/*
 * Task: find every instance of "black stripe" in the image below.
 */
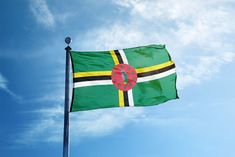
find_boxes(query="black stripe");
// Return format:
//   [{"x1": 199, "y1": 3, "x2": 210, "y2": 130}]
[
  {"x1": 73, "y1": 76, "x2": 111, "y2": 82},
  {"x1": 114, "y1": 50, "x2": 124, "y2": 64},
  {"x1": 123, "y1": 91, "x2": 129, "y2": 107},
  {"x1": 138, "y1": 64, "x2": 175, "y2": 77}
]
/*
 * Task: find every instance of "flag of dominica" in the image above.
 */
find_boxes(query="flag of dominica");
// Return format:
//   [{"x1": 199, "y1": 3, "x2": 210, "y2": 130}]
[{"x1": 70, "y1": 44, "x2": 178, "y2": 112}]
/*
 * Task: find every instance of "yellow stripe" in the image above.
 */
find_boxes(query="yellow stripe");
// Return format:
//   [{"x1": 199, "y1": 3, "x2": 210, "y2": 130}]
[
  {"x1": 118, "y1": 90, "x2": 124, "y2": 107},
  {"x1": 136, "y1": 61, "x2": 174, "y2": 73},
  {"x1": 110, "y1": 50, "x2": 124, "y2": 107},
  {"x1": 73, "y1": 61, "x2": 173, "y2": 78},
  {"x1": 73, "y1": 71, "x2": 111, "y2": 78},
  {"x1": 109, "y1": 50, "x2": 119, "y2": 65}
]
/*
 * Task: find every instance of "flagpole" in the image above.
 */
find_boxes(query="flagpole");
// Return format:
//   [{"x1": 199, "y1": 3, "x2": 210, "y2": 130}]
[{"x1": 63, "y1": 37, "x2": 72, "y2": 157}]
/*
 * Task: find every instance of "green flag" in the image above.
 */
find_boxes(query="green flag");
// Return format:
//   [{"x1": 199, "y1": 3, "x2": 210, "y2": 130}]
[{"x1": 70, "y1": 44, "x2": 178, "y2": 112}]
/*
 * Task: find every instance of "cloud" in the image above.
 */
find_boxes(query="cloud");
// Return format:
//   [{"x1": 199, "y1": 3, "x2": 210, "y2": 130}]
[
  {"x1": 76, "y1": 21, "x2": 235, "y2": 89},
  {"x1": 28, "y1": 0, "x2": 79, "y2": 29},
  {"x1": 17, "y1": 104, "x2": 191, "y2": 144},
  {"x1": 16, "y1": 0, "x2": 235, "y2": 145},
  {"x1": 0, "y1": 73, "x2": 22, "y2": 102},
  {"x1": 75, "y1": 0, "x2": 235, "y2": 89},
  {"x1": 17, "y1": 105, "x2": 145, "y2": 144},
  {"x1": 113, "y1": 0, "x2": 235, "y2": 49},
  {"x1": 75, "y1": 24, "x2": 149, "y2": 50},
  {"x1": 0, "y1": 73, "x2": 7, "y2": 89},
  {"x1": 16, "y1": 105, "x2": 64, "y2": 144},
  {"x1": 29, "y1": 0, "x2": 55, "y2": 28},
  {"x1": 177, "y1": 52, "x2": 235, "y2": 89}
]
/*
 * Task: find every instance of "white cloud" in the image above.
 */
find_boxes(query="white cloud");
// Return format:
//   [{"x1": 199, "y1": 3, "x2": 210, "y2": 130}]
[
  {"x1": 0, "y1": 73, "x2": 7, "y2": 89},
  {"x1": 28, "y1": 1, "x2": 79, "y2": 29},
  {"x1": 70, "y1": 108, "x2": 144, "y2": 140},
  {"x1": 29, "y1": 0, "x2": 55, "y2": 28},
  {"x1": 17, "y1": 105, "x2": 145, "y2": 143},
  {"x1": 17, "y1": 0, "x2": 235, "y2": 144},
  {"x1": 75, "y1": 24, "x2": 149, "y2": 50},
  {"x1": 16, "y1": 105, "x2": 63, "y2": 144},
  {"x1": 76, "y1": 21, "x2": 235, "y2": 89},
  {"x1": 0, "y1": 73, "x2": 22, "y2": 102},
  {"x1": 177, "y1": 52, "x2": 235, "y2": 89},
  {"x1": 76, "y1": 0, "x2": 235, "y2": 89},
  {"x1": 113, "y1": 0, "x2": 235, "y2": 50},
  {"x1": 17, "y1": 104, "x2": 191, "y2": 144},
  {"x1": 114, "y1": 0, "x2": 234, "y2": 20}
]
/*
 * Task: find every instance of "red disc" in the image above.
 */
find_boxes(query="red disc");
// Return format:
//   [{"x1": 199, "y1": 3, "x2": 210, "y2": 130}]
[{"x1": 111, "y1": 64, "x2": 137, "y2": 91}]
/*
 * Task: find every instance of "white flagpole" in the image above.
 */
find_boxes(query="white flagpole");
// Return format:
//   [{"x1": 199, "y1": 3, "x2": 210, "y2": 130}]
[{"x1": 63, "y1": 37, "x2": 72, "y2": 157}]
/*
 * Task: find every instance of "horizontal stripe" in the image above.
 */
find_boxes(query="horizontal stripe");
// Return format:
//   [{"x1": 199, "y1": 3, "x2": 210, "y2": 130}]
[
  {"x1": 72, "y1": 59, "x2": 175, "y2": 88},
  {"x1": 74, "y1": 80, "x2": 113, "y2": 88},
  {"x1": 74, "y1": 76, "x2": 111, "y2": 82},
  {"x1": 73, "y1": 68, "x2": 176, "y2": 87},
  {"x1": 73, "y1": 71, "x2": 111, "y2": 78},
  {"x1": 110, "y1": 50, "x2": 119, "y2": 65},
  {"x1": 138, "y1": 64, "x2": 175, "y2": 77},
  {"x1": 136, "y1": 61, "x2": 174, "y2": 73},
  {"x1": 137, "y1": 68, "x2": 176, "y2": 83},
  {"x1": 73, "y1": 61, "x2": 173, "y2": 78}
]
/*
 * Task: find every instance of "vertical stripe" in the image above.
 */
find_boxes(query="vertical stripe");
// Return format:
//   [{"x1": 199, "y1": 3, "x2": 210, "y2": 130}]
[
  {"x1": 114, "y1": 50, "x2": 124, "y2": 64},
  {"x1": 119, "y1": 49, "x2": 134, "y2": 107},
  {"x1": 110, "y1": 50, "x2": 119, "y2": 65},
  {"x1": 118, "y1": 90, "x2": 124, "y2": 107},
  {"x1": 110, "y1": 49, "x2": 132, "y2": 108},
  {"x1": 127, "y1": 89, "x2": 134, "y2": 107},
  {"x1": 123, "y1": 91, "x2": 129, "y2": 107},
  {"x1": 118, "y1": 49, "x2": 128, "y2": 64},
  {"x1": 110, "y1": 50, "x2": 125, "y2": 107}
]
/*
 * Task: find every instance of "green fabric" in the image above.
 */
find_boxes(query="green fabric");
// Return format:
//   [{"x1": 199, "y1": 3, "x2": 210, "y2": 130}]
[
  {"x1": 70, "y1": 44, "x2": 178, "y2": 112},
  {"x1": 133, "y1": 74, "x2": 178, "y2": 106},
  {"x1": 70, "y1": 51, "x2": 115, "y2": 72},
  {"x1": 124, "y1": 45, "x2": 170, "y2": 69},
  {"x1": 72, "y1": 85, "x2": 119, "y2": 112}
]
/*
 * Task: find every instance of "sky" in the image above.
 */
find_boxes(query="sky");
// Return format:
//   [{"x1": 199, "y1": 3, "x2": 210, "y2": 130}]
[{"x1": 0, "y1": 0, "x2": 235, "y2": 157}]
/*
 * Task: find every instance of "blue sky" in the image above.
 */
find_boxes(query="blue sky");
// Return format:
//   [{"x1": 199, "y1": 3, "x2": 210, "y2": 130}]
[{"x1": 1, "y1": 0, "x2": 235, "y2": 157}]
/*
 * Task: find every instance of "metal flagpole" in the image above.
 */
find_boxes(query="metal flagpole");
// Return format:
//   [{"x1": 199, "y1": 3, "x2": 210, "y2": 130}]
[{"x1": 63, "y1": 37, "x2": 72, "y2": 157}]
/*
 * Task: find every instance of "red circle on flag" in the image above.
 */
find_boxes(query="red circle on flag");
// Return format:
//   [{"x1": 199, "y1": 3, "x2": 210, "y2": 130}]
[{"x1": 111, "y1": 64, "x2": 137, "y2": 91}]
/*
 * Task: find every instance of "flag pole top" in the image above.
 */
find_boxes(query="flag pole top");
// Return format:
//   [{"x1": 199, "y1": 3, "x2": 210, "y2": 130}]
[
  {"x1": 65, "y1": 37, "x2": 72, "y2": 51},
  {"x1": 65, "y1": 37, "x2": 72, "y2": 46}
]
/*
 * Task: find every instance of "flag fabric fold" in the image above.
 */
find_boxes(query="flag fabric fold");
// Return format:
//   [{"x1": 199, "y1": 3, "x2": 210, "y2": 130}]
[{"x1": 70, "y1": 44, "x2": 178, "y2": 112}]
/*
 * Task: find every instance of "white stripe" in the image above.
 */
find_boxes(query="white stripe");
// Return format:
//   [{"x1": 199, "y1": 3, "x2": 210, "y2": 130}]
[
  {"x1": 74, "y1": 80, "x2": 113, "y2": 88},
  {"x1": 119, "y1": 49, "x2": 128, "y2": 64},
  {"x1": 119, "y1": 50, "x2": 134, "y2": 106},
  {"x1": 128, "y1": 89, "x2": 134, "y2": 107},
  {"x1": 137, "y1": 68, "x2": 176, "y2": 83}
]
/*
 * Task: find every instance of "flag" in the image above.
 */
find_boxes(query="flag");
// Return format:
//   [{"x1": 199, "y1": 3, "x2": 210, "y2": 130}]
[{"x1": 70, "y1": 44, "x2": 178, "y2": 112}]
